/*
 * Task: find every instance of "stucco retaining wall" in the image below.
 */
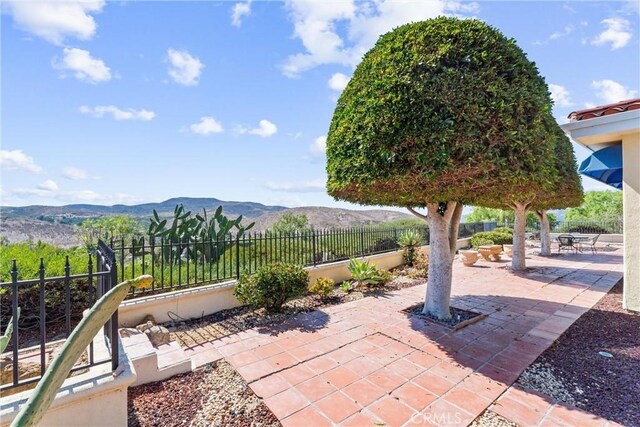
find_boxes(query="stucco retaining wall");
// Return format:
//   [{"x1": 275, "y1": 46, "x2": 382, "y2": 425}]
[
  {"x1": 118, "y1": 238, "x2": 472, "y2": 327},
  {"x1": 0, "y1": 336, "x2": 135, "y2": 427}
]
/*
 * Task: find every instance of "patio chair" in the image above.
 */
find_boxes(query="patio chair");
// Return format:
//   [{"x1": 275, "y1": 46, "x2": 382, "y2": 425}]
[
  {"x1": 557, "y1": 234, "x2": 577, "y2": 253},
  {"x1": 580, "y1": 234, "x2": 600, "y2": 254}
]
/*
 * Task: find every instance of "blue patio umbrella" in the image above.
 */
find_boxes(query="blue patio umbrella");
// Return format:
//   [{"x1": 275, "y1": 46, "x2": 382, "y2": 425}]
[{"x1": 578, "y1": 145, "x2": 623, "y2": 190}]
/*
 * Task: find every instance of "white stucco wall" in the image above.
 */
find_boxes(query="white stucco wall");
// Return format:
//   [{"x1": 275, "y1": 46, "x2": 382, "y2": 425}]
[
  {"x1": 622, "y1": 133, "x2": 639, "y2": 311},
  {"x1": 118, "y1": 238, "x2": 471, "y2": 327}
]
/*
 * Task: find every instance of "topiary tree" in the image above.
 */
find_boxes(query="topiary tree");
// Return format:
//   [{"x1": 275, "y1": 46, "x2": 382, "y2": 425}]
[
  {"x1": 531, "y1": 125, "x2": 583, "y2": 255},
  {"x1": 326, "y1": 17, "x2": 556, "y2": 319}
]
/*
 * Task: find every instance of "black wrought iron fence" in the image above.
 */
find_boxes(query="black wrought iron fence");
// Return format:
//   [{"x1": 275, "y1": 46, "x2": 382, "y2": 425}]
[
  {"x1": 0, "y1": 241, "x2": 118, "y2": 394},
  {"x1": 110, "y1": 222, "x2": 488, "y2": 298},
  {"x1": 500, "y1": 220, "x2": 623, "y2": 234}
]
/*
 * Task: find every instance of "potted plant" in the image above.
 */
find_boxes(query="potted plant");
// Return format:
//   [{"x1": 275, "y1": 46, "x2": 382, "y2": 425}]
[{"x1": 458, "y1": 249, "x2": 479, "y2": 266}]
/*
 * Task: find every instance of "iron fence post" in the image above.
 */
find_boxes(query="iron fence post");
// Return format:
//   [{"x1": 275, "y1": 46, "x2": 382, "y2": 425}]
[
  {"x1": 235, "y1": 234, "x2": 241, "y2": 279},
  {"x1": 312, "y1": 229, "x2": 317, "y2": 266}
]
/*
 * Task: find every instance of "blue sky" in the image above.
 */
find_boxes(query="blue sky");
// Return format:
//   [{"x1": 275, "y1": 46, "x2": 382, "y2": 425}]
[{"x1": 1, "y1": 0, "x2": 638, "y2": 210}]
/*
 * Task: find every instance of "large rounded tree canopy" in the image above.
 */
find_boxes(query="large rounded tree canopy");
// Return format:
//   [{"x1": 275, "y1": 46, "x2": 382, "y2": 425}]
[{"x1": 327, "y1": 17, "x2": 556, "y2": 207}]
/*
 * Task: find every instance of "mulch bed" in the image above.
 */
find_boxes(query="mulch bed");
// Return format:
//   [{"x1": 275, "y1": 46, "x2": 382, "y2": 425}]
[
  {"x1": 168, "y1": 270, "x2": 426, "y2": 349},
  {"x1": 128, "y1": 360, "x2": 280, "y2": 427},
  {"x1": 516, "y1": 279, "x2": 640, "y2": 426},
  {"x1": 403, "y1": 304, "x2": 484, "y2": 330}
]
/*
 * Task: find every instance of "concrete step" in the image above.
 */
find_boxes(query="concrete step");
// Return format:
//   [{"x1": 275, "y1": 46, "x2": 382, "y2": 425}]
[{"x1": 121, "y1": 330, "x2": 191, "y2": 386}]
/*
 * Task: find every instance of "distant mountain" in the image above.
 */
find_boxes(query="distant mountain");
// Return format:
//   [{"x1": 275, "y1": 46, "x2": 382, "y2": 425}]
[
  {"x1": 0, "y1": 198, "x2": 412, "y2": 247},
  {"x1": 249, "y1": 207, "x2": 412, "y2": 231},
  {"x1": 1, "y1": 197, "x2": 287, "y2": 220}
]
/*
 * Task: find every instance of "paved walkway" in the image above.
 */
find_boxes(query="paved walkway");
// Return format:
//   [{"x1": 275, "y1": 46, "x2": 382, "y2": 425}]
[{"x1": 186, "y1": 248, "x2": 623, "y2": 426}]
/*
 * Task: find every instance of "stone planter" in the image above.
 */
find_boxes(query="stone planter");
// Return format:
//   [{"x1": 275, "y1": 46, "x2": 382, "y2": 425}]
[
  {"x1": 459, "y1": 250, "x2": 479, "y2": 266},
  {"x1": 503, "y1": 244, "x2": 513, "y2": 257},
  {"x1": 478, "y1": 245, "x2": 503, "y2": 261}
]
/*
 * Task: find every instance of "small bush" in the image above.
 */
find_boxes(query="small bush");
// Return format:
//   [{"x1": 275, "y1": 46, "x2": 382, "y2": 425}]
[
  {"x1": 492, "y1": 227, "x2": 513, "y2": 235},
  {"x1": 310, "y1": 277, "x2": 334, "y2": 298},
  {"x1": 234, "y1": 263, "x2": 308, "y2": 312},
  {"x1": 471, "y1": 231, "x2": 513, "y2": 248},
  {"x1": 340, "y1": 282, "x2": 352, "y2": 293}
]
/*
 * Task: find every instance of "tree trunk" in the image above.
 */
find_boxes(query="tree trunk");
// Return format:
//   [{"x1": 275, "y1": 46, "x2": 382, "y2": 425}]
[
  {"x1": 512, "y1": 202, "x2": 528, "y2": 271},
  {"x1": 536, "y1": 210, "x2": 551, "y2": 256},
  {"x1": 422, "y1": 203, "x2": 457, "y2": 320}
]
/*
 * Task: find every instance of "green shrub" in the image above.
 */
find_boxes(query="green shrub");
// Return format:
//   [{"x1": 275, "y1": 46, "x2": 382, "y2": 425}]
[
  {"x1": 310, "y1": 277, "x2": 334, "y2": 298},
  {"x1": 398, "y1": 230, "x2": 422, "y2": 266},
  {"x1": 492, "y1": 227, "x2": 513, "y2": 235},
  {"x1": 234, "y1": 263, "x2": 308, "y2": 312},
  {"x1": 471, "y1": 231, "x2": 513, "y2": 248}
]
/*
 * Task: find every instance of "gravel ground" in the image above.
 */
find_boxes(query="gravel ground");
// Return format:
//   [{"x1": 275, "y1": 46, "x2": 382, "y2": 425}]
[
  {"x1": 516, "y1": 280, "x2": 640, "y2": 426},
  {"x1": 470, "y1": 410, "x2": 517, "y2": 427},
  {"x1": 128, "y1": 361, "x2": 280, "y2": 427},
  {"x1": 168, "y1": 268, "x2": 426, "y2": 349}
]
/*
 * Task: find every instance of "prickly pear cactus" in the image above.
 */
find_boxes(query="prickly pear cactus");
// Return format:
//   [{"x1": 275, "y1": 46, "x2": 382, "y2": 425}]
[
  {"x1": 11, "y1": 275, "x2": 153, "y2": 427},
  {"x1": 0, "y1": 307, "x2": 20, "y2": 354}
]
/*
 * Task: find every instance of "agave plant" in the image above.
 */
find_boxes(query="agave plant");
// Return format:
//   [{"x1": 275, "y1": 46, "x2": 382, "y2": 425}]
[
  {"x1": 398, "y1": 229, "x2": 423, "y2": 266},
  {"x1": 347, "y1": 258, "x2": 384, "y2": 289}
]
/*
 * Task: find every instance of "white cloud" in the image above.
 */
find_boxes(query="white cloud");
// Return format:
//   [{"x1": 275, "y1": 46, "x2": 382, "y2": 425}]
[
  {"x1": 189, "y1": 117, "x2": 224, "y2": 135},
  {"x1": 549, "y1": 84, "x2": 573, "y2": 107},
  {"x1": 62, "y1": 167, "x2": 89, "y2": 180},
  {"x1": 236, "y1": 119, "x2": 278, "y2": 137},
  {"x1": 309, "y1": 135, "x2": 326, "y2": 158},
  {"x1": 282, "y1": 0, "x2": 475, "y2": 77},
  {"x1": 591, "y1": 17, "x2": 632, "y2": 50},
  {"x1": 3, "y1": 0, "x2": 105, "y2": 45},
  {"x1": 231, "y1": 1, "x2": 251, "y2": 27},
  {"x1": 167, "y1": 49, "x2": 204, "y2": 86},
  {"x1": 53, "y1": 47, "x2": 111, "y2": 83},
  {"x1": 79, "y1": 105, "x2": 155, "y2": 121},
  {"x1": 591, "y1": 79, "x2": 638, "y2": 104},
  {"x1": 250, "y1": 120, "x2": 278, "y2": 137},
  {"x1": 265, "y1": 179, "x2": 326, "y2": 192},
  {"x1": 328, "y1": 72, "x2": 350, "y2": 92},
  {"x1": 0, "y1": 150, "x2": 43, "y2": 174},
  {"x1": 37, "y1": 180, "x2": 59, "y2": 192}
]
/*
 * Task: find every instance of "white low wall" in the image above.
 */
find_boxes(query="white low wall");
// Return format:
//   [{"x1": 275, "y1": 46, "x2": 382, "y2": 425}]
[
  {"x1": 1, "y1": 335, "x2": 135, "y2": 427},
  {"x1": 118, "y1": 238, "x2": 471, "y2": 327}
]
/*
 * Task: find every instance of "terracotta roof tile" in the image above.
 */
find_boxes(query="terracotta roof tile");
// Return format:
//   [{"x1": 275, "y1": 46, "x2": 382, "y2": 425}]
[{"x1": 568, "y1": 98, "x2": 640, "y2": 122}]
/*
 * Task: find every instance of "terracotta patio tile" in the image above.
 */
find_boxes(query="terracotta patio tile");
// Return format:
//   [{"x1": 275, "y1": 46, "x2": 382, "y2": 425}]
[
  {"x1": 459, "y1": 374, "x2": 507, "y2": 401},
  {"x1": 442, "y1": 385, "x2": 492, "y2": 416},
  {"x1": 365, "y1": 369, "x2": 406, "y2": 392},
  {"x1": 490, "y1": 396, "x2": 545, "y2": 426},
  {"x1": 280, "y1": 363, "x2": 316, "y2": 385},
  {"x1": 295, "y1": 376, "x2": 337, "y2": 402},
  {"x1": 266, "y1": 351, "x2": 298, "y2": 371},
  {"x1": 343, "y1": 379, "x2": 387, "y2": 407},
  {"x1": 420, "y1": 398, "x2": 475, "y2": 427},
  {"x1": 341, "y1": 411, "x2": 384, "y2": 427},
  {"x1": 478, "y1": 363, "x2": 519, "y2": 386},
  {"x1": 281, "y1": 406, "x2": 332, "y2": 427},
  {"x1": 367, "y1": 395, "x2": 416, "y2": 427},
  {"x1": 329, "y1": 346, "x2": 361, "y2": 364},
  {"x1": 322, "y1": 366, "x2": 360, "y2": 388},
  {"x1": 315, "y1": 391, "x2": 361, "y2": 423},
  {"x1": 344, "y1": 356, "x2": 384, "y2": 377},
  {"x1": 264, "y1": 388, "x2": 310, "y2": 420},
  {"x1": 254, "y1": 342, "x2": 285, "y2": 359},
  {"x1": 237, "y1": 360, "x2": 274, "y2": 382},
  {"x1": 391, "y1": 381, "x2": 438, "y2": 411},
  {"x1": 305, "y1": 355, "x2": 340, "y2": 374},
  {"x1": 226, "y1": 350, "x2": 260, "y2": 368},
  {"x1": 288, "y1": 344, "x2": 323, "y2": 362},
  {"x1": 429, "y1": 361, "x2": 472, "y2": 384},
  {"x1": 548, "y1": 403, "x2": 608, "y2": 426},
  {"x1": 413, "y1": 371, "x2": 456, "y2": 396},
  {"x1": 404, "y1": 350, "x2": 440, "y2": 370},
  {"x1": 386, "y1": 358, "x2": 425, "y2": 380},
  {"x1": 249, "y1": 374, "x2": 290, "y2": 398}
]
